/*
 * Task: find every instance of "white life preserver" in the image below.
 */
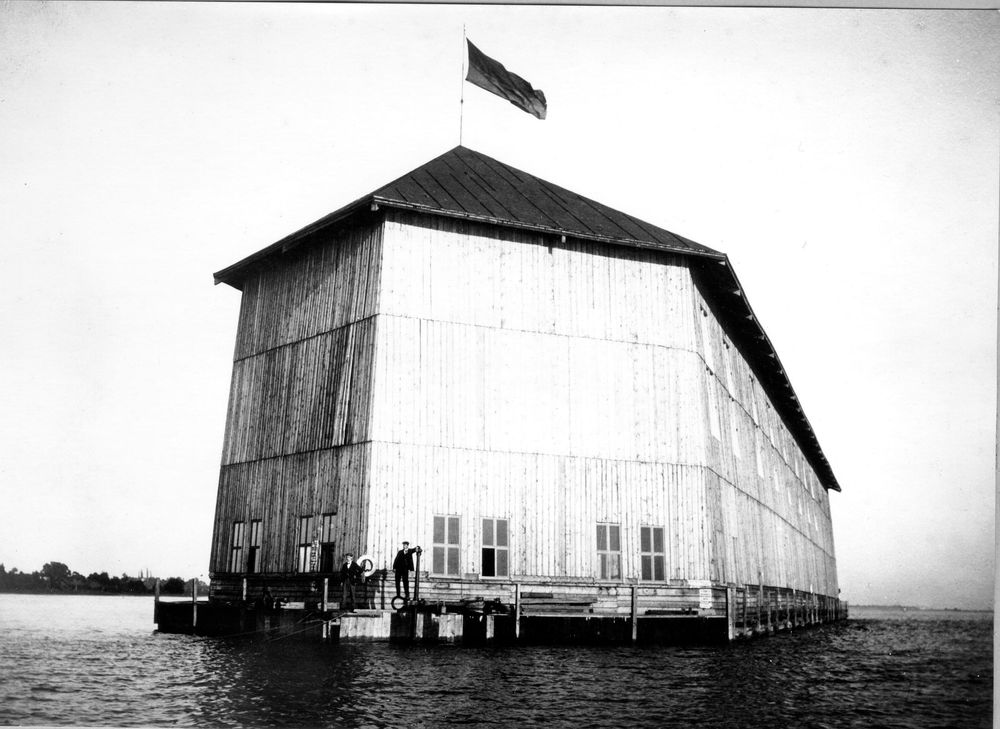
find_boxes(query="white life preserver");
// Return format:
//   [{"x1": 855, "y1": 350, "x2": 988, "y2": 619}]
[{"x1": 357, "y1": 554, "x2": 376, "y2": 579}]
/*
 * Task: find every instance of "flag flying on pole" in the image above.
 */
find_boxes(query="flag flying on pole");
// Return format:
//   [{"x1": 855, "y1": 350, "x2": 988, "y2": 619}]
[{"x1": 466, "y1": 40, "x2": 547, "y2": 120}]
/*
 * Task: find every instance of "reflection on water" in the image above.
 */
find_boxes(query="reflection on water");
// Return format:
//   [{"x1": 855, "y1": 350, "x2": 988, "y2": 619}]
[{"x1": 0, "y1": 596, "x2": 991, "y2": 727}]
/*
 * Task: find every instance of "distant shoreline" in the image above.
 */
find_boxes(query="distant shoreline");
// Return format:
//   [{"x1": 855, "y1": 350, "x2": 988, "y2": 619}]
[
  {"x1": 0, "y1": 589, "x2": 177, "y2": 597},
  {"x1": 851, "y1": 604, "x2": 993, "y2": 613}
]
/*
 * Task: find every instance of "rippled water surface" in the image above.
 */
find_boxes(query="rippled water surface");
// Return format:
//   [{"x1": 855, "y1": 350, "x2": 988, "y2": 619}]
[{"x1": 0, "y1": 595, "x2": 991, "y2": 727}]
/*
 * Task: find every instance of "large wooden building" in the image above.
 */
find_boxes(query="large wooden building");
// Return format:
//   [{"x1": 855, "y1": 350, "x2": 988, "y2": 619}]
[{"x1": 205, "y1": 146, "x2": 843, "y2": 641}]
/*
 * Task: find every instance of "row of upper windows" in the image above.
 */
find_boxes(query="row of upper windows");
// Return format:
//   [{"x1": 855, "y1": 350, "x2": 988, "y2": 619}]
[{"x1": 228, "y1": 516, "x2": 666, "y2": 582}]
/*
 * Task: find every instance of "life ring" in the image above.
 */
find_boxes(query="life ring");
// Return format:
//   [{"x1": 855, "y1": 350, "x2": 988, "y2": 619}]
[
  {"x1": 357, "y1": 554, "x2": 376, "y2": 579},
  {"x1": 391, "y1": 595, "x2": 408, "y2": 611}
]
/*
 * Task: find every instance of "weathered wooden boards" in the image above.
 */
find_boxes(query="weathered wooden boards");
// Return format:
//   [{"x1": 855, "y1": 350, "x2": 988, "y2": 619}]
[
  {"x1": 365, "y1": 212, "x2": 837, "y2": 596},
  {"x1": 211, "y1": 223, "x2": 382, "y2": 575},
  {"x1": 210, "y1": 207, "x2": 838, "y2": 601}
]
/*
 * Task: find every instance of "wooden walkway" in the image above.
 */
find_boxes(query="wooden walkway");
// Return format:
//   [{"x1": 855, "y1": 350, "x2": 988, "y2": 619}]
[{"x1": 163, "y1": 574, "x2": 847, "y2": 643}]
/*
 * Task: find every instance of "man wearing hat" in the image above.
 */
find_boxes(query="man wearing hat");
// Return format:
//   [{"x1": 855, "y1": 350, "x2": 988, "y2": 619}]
[
  {"x1": 340, "y1": 553, "x2": 363, "y2": 610},
  {"x1": 392, "y1": 541, "x2": 415, "y2": 601}
]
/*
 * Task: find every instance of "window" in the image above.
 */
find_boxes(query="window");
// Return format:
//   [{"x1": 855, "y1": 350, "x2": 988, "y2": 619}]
[
  {"x1": 481, "y1": 518, "x2": 509, "y2": 578},
  {"x1": 640, "y1": 526, "x2": 665, "y2": 581},
  {"x1": 596, "y1": 523, "x2": 621, "y2": 580},
  {"x1": 247, "y1": 520, "x2": 262, "y2": 573},
  {"x1": 297, "y1": 515, "x2": 315, "y2": 573},
  {"x1": 319, "y1": 513, "x2": 336, "y2": 572},
  {"x1": 432, "y1": 515, "x2": 460, "y2": 576},
  {"x1": 229, "y1": 521, "x2": 245, "y2": 572}
]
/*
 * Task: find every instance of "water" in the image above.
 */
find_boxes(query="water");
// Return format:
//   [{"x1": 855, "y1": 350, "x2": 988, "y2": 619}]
[{"x1": 0, "y1": 595, "x2": 991, "y2": 727}]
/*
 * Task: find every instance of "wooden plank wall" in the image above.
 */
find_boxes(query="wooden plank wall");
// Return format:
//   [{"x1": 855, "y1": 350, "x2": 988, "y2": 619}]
[
  {"x1": 364, "y1": 211, "x2": 838, "y2": 596},
  {"x1": 367, "y1": 444, "x2": 714, "y2": 581},
  {"x1": 691, "y1": 283, "x2": 837, "y2": 594},
  {"x1": 210, "y1": 445, "x2": 371, "y2": 574},
  {"x1": 210, "y1": 222, "x2": 383, "y2": 574}
]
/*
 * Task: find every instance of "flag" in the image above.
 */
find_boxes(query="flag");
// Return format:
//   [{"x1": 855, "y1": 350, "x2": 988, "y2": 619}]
[{"x1": 466, "y1": 40, "x2": 547, "y2": 120}]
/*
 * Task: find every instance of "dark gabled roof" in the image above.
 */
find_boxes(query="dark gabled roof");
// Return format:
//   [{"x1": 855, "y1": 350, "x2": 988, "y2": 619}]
[
  {"x1": 212, "y1": 146, "x2": 841, "y2": 493},
  {"x1": 372, "y1": 146, "x2": 720, "y2": 258},
  {"x1": 213, "y1": 146, "x2": 723, "y2": 287}
]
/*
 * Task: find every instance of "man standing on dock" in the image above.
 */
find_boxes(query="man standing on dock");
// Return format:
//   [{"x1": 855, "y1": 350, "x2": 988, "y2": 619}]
[
  {"x1": 393, "y1": 541, "x2": 415, "y2": 602},
  {"x1": 340, "y1": 554, "x2": 363, "y2": 611}
]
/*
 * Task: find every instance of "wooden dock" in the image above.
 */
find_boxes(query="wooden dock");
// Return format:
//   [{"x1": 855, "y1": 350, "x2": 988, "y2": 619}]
[{"x1": 155, "y1": 576, "x2": 847, "y2": 644}]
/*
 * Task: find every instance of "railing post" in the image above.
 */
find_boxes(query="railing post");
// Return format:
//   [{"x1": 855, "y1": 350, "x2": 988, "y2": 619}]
[
  {"x1": 413, "y1": 550, "x2": 421, "y2": 603},
  {"x1": 726, "y1": 586, "x2": 735, "y2": 641},
  {"x1": 411, "y1": 551, "x2": 422, "y2": 640},
  {"x1": 741, "y1": 587, "x2": 747, "y2": 636},
  {"x1": 322, "y1": 577, "x2": 329, "y2": 639},
  {"x1": 514, "y1": 583, "x2": 521, "y2": 640},
  {"x1": 757, "y1": 583, "x2": 763, "y2": 632},
  {"x1": 630, "y1": 584, "x2": 638, "y2": 643}
]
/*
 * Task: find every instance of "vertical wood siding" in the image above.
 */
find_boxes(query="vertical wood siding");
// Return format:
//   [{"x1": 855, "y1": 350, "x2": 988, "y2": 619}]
[
  {"x1": 362, "y1": 211, "x2": 837, "y2": 596},
  {"x1": 212, "y1": 445, "x2": 371, "y2": 574},
  {"x1": 210, "y1": 209, "x2": 838, "y2": 597},
  {"x1": 209, "y1": 223, "x2": 382, "y2": 574}
]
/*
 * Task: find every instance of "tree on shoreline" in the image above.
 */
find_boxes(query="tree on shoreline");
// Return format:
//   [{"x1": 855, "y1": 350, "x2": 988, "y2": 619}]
[{"x1": 0, "y1": 562, "x2": 195, "y2": 595}]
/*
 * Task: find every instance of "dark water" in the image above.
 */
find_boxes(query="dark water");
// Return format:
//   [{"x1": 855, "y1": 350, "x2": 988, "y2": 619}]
[{"x1": 0, "y1": 595, "x2": 991, "y2": 728}]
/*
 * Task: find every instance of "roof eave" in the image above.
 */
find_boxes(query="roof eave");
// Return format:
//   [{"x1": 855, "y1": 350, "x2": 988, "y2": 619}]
[
  {"x1": 698, "y1": 256, "x2": 841, "y2": 492},
  {"x1": 375, "y1": 198, "x2": 728, "y2": 262},
  {"x1": 212, "y1": 196, "x2": 375, "y2": 289}
]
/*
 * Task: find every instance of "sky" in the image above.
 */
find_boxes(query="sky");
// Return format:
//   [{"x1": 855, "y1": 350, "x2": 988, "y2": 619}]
[{"x1": 1, "y1": 3, "x2": 996, "y2": 610}]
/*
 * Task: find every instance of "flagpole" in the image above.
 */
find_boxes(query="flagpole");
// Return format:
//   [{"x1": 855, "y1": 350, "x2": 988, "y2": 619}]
[{"x1": 459, "y1": 25, "x2": 466, "y2": 146}]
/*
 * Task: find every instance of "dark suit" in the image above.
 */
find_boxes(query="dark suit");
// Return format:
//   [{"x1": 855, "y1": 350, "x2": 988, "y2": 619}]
[
  {"x1": 393, "y1": 548, "x2": 415, "y2": 599},
  {"x1": 340, "y1": 560, "x2": 363, "y2": 609}
]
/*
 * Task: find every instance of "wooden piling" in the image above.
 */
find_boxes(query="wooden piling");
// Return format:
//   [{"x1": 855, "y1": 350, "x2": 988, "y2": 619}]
[
  {"x1": 191, "y1": 578, "x2": 198, "y2": 629},
  {"x1": 241, "y1": 577, "x2": 247, "y2": 602}
]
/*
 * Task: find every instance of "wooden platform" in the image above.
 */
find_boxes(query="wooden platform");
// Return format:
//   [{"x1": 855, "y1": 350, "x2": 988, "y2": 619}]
[{"x1": 158, "y1": 576, "x2": 847, "y2": 644}]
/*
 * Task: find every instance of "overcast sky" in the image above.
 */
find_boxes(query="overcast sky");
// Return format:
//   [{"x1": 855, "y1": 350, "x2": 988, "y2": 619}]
[{"x1": 1, "y1": 3, "x2": 996, "y2": 609}]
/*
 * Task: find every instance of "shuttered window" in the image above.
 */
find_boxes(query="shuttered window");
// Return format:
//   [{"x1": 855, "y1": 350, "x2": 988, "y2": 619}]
[
  {"x1": 229, "y1": 521, "x2": 245, "y2": 572},
  {"x1": 432, "y1": 515, "x2": 460, "y2": 576},
  {"x1": 297, "y1": 515, "x2": 315, "y2": 573},
  {"x1": 247, "y1": 520, "x2": 262, "y2": 573},
  {"x1": 481, "y1": 518, "x2": 509, "y2": 578},
  {"x1": 319, "y1": 513, "x2": 336, "y2": 572},
  {"x1": 640, "y1": 526, "x2": 665, "y2": 581},
  {"x1": 596, "y1": 523, "x2": 621, "y2": 580}
]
